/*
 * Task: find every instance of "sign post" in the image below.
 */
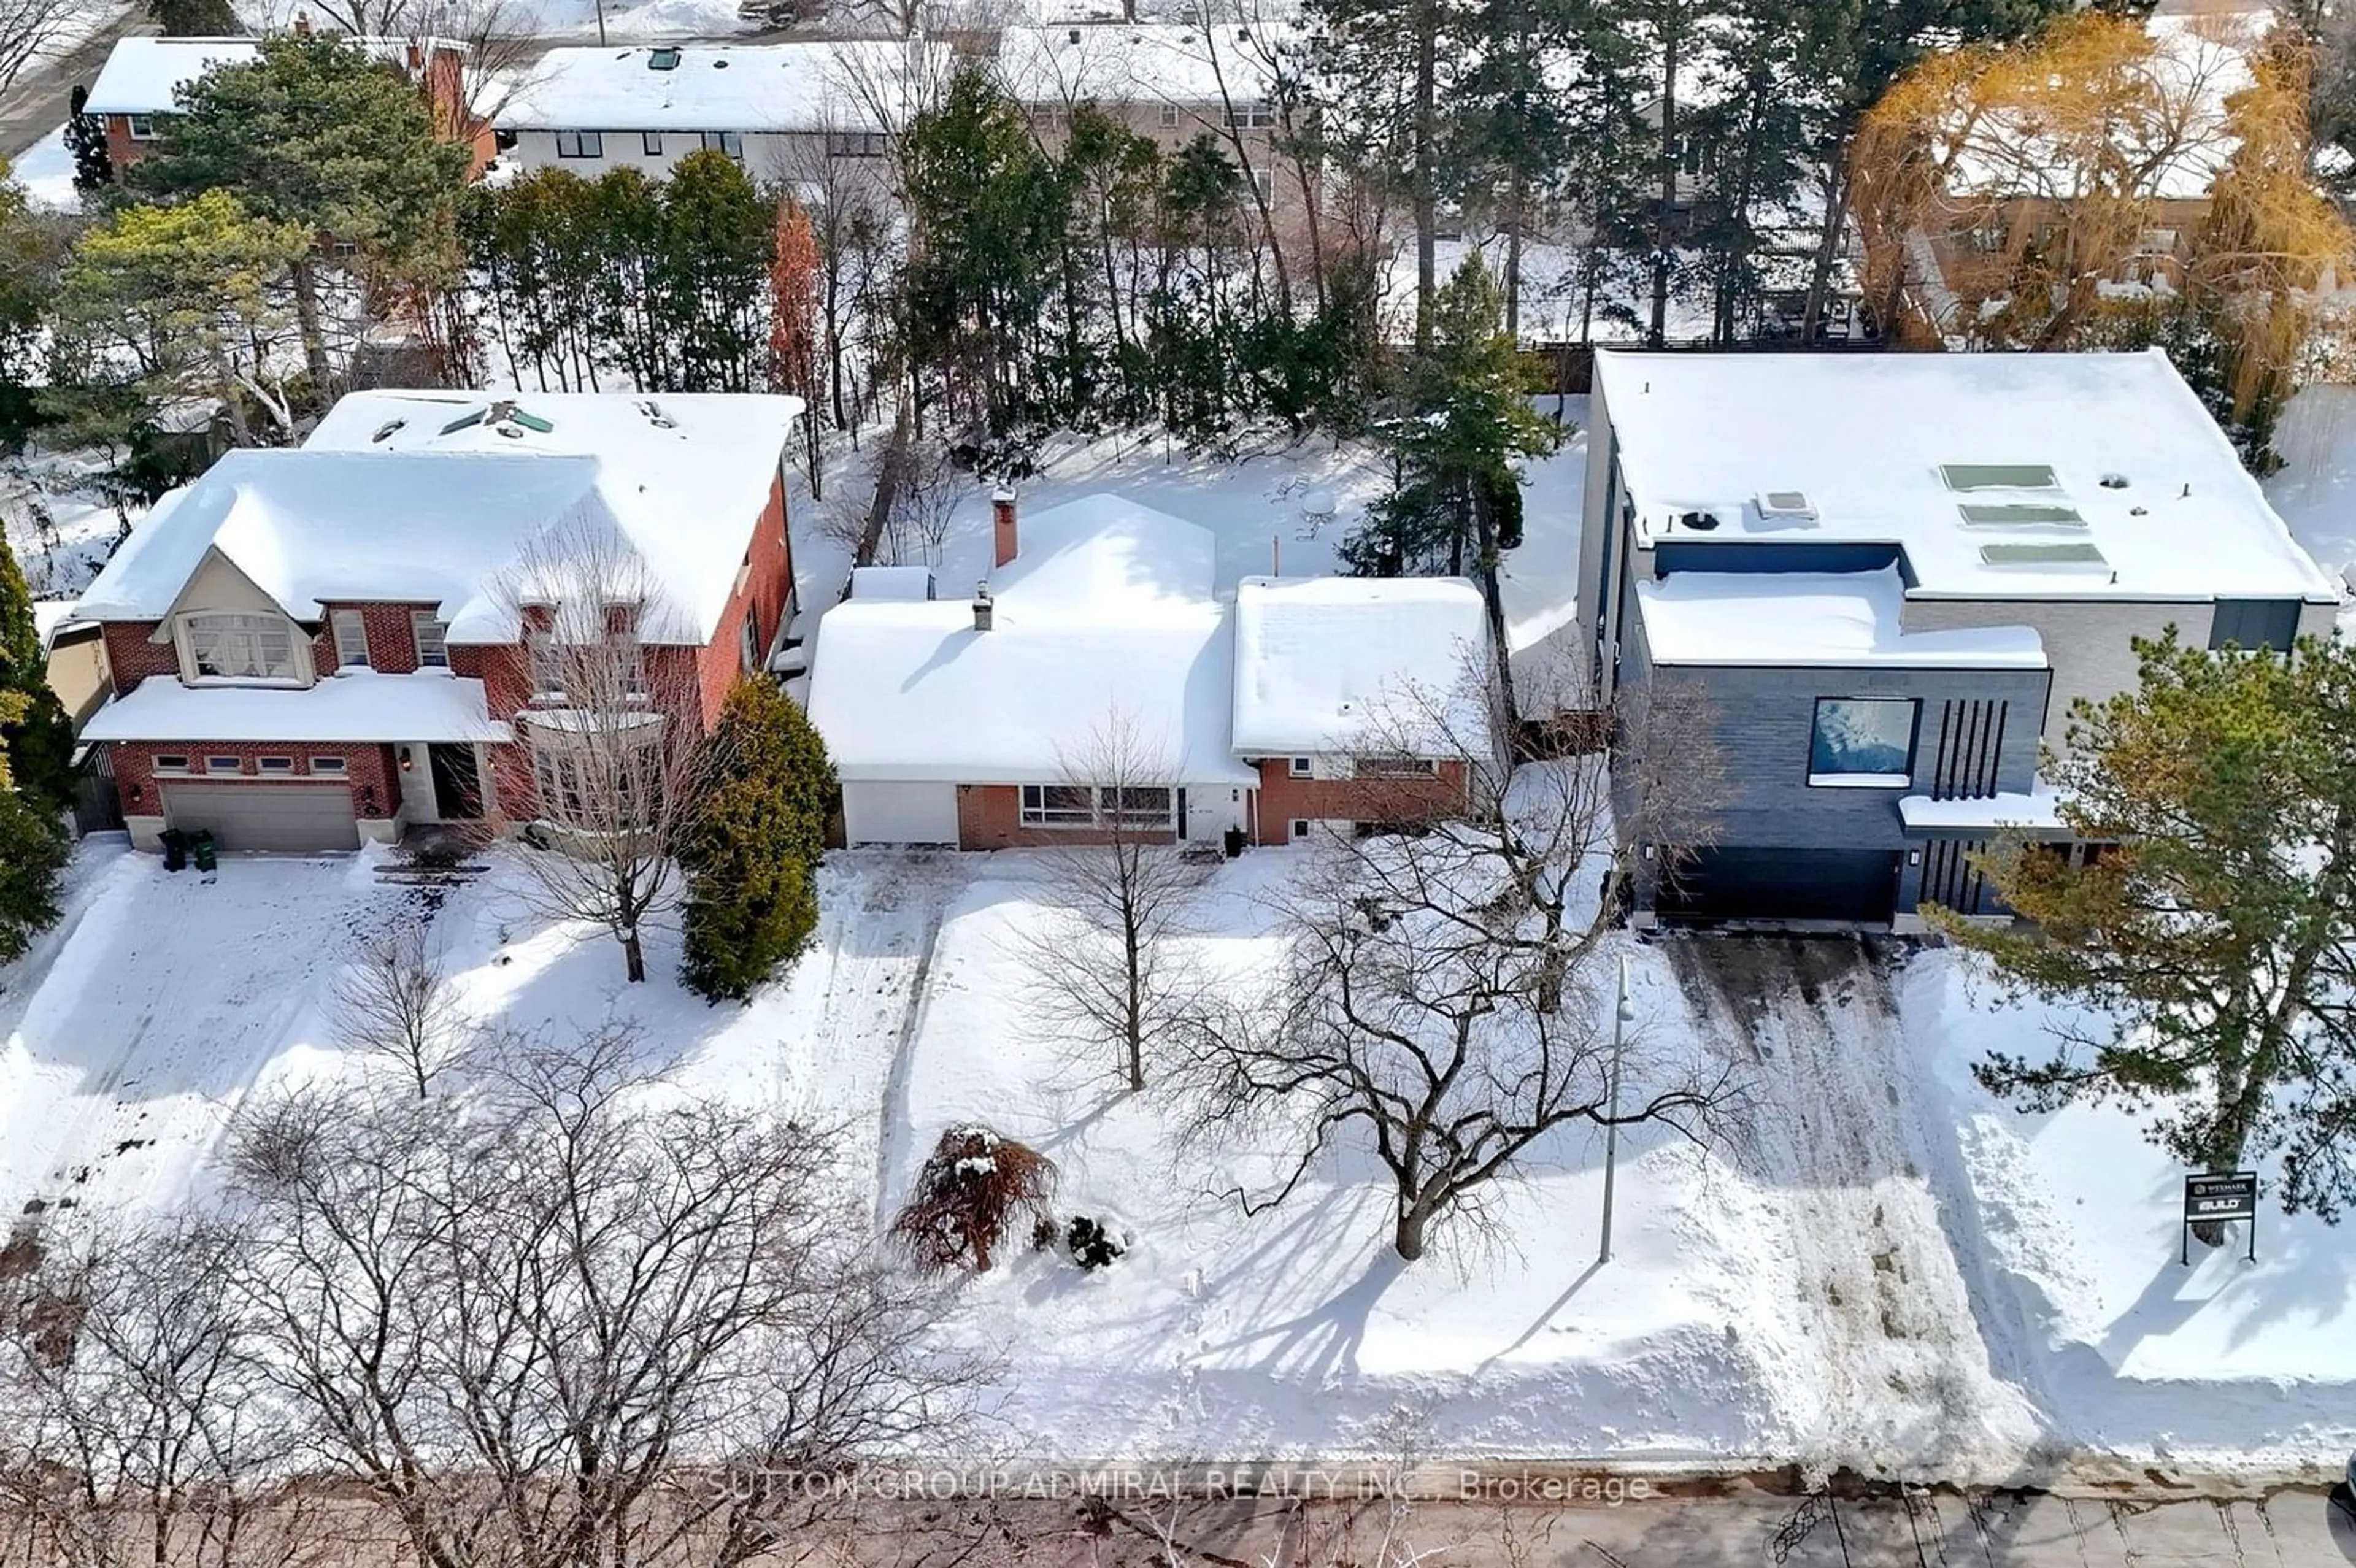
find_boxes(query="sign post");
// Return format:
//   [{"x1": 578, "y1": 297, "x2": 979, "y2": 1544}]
[{"x1": 2181, "y1": 1172, "x2": 2258, "y2": 1266}]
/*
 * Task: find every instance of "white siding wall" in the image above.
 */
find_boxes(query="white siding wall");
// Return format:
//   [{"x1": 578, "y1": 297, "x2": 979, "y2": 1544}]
[{"x1": 504, "y1": 128, "x2": 893, "y2": 191}]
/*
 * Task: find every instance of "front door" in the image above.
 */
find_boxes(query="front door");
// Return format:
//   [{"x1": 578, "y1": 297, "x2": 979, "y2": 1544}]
[{"x1": 428, "y1": 744, "x2": 483, "y2": 820}]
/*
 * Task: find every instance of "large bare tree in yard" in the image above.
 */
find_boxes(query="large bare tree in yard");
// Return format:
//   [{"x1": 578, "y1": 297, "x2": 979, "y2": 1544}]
[
  {"x1": 501, "y1": 529, "x2": 714, "y2": 983},
  {"x1": 0, "y1": 1221, "x2": 321, "y2": 1568},
  {"x1": 332, "y1": 916, "x2": 475, "y2": 1097},
  {"x1": 1023, "y1": 715, "x2": 1208, "y2": 1093},
  {"x1": 1178, "y1": 678, "x2": 1732, "y2": 1262},
  {"x1": 0, "y1": 0, "x2": 72, "y2": 101},
  {"x1": 215, "y1": 1026, "x2": 970, "y2": 1568}
]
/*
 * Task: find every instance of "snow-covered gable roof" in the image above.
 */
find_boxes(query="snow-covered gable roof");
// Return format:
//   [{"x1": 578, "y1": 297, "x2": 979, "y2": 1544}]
[
  {"x1": 995, "y1": 22, "x2": 1291, "y2": 110},
  {"x1": 77, "y1": 390, "x2": 800, "y2": 645},
  {"x1": 498, "y1": 40, "x2": 931, "y2": 133},
  {"x1": 807, "y1": 493, "x2": 1252, "y2": 786},
  {"x1": 83, "y1": 33, "x2": 462, "y2": 116},
  {"x1": 1596, "y1": 347, "x2": 2339, "y2": 604},
  {"x1": 1231, "y1": 575, "x2": 1491, "y2": 755}
]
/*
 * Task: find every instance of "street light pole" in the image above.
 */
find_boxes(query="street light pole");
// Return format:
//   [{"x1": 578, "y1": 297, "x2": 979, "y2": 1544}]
[{"x1": 1598, "y1": 953, "x2": 1634, "y2": 1266}]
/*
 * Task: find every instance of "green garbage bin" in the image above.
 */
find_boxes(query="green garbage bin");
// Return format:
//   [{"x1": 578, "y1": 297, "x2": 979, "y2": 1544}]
[{"x1": 191, "y1": 829, "x2": 217, "y2": 874}]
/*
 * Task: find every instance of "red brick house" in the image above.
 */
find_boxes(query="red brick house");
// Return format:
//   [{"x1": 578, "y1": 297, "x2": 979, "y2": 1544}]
[
  {"x1": 75, "y1": 391, "x2": 803, "y2": 852},
  {"x1": 82, "y1": 30, "x2": 493, "y2": 179},
  {"x1": 806, "y1": 493, "x2": 1492, "y2": 850}
]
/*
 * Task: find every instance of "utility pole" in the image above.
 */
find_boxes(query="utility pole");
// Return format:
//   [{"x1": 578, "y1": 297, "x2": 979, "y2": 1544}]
[{"x1": 1598, "y1": 953, "x2": 1635, "y2": 1264}]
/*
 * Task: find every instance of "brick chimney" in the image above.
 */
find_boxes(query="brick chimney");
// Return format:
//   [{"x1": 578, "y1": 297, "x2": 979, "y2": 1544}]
[
  {"x1": 991, "y1": 486, "x2": 1018, "y2": 569},
  {"x1": 291, "y1": 10, "x2": 312, "y2": 33}
]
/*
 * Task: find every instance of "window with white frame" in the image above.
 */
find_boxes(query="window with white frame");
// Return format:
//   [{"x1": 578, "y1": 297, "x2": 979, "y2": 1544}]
[
  {"x1": 412, "y1": 612, "x2": 450, "y2": 668},
  {"x1": 526, "y1": 626, "x2": 563, "y2": 698},
  {"x1": 309, "y1": 756, "x2": 348, "y2": 776},
  {"x1": 739, "y1": 609, "x2": 760, "y2": 673},
  {"x1": 206, "y1": 756, "x2": 241, "y2": 775},
  {"x1": 331, "y1": 608, "x2": 369, "y2": 669},
  {"x1": 642, "y1": 131, "x2": 664, "y2": 155},
  {"x1": 1290, "y1": 818, "x2": 1310, "y2": 840},
  {"x1": 127, "y1": 113, "x2": 157, "y2": 139},
  {"x1": 528, "y1": 717, "x2": 661, "y2": 829},
  {"x1": 555, "y1": 129, "x2": 604, "y2": 158},
  {"x1": 1351, "y1": 753, "x2": 1439, "y2": 778},
  {"x1": 1249, "y1": 166, "x2": 1274, "y2": 202},
  {"x1": 701, "y1": 129, "x2": 744, "y2": 158},
  {"x1": 182, "y1": 612, "x2": 299, "y2": 682},
  {"x1": 1225, "y1": 102, "x2": 1277, "y2": 129},
  {"x1": 1158, "y1": 103, "x2": 1180, "y2": 129},
  {"x1": 153, "y1": 754, "x2": 190, "y2": 775},
  {"x1": 258, "y1": 756, "x2": 295, "y2": 774},
  {"x1": 1018, "y1": 784, "x2": 1172, "y2": 829},
  {"x1": 1287, "y1": 756, "x2": 1312, "y2": 778}
]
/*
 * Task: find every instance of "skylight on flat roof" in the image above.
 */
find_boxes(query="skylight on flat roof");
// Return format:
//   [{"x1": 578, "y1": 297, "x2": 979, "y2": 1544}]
[
  {"x1": 1941, "y1": 463, "x2": 2058, "y2": 491},
  {"x1": 1980, "y1": 542, "x2": 2107, "y2": 568},
  {"x1": 1958, "y1": 502, "x2": 2085, "y2": 526}
]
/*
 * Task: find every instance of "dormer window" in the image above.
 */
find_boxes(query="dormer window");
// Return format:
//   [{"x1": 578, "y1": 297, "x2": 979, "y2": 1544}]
[
  {"x1": 331, "y1": 609, "x2": 370, "y2": 669},
  {"x1": 182, "y1": 612, "x2": 299, "y2": 683}
]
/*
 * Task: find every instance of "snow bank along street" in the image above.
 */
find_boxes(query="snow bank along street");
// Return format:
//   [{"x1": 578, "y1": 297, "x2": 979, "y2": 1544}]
[{"x1": 4, "y1": 843, "x2": 2352, "y2": 1490}]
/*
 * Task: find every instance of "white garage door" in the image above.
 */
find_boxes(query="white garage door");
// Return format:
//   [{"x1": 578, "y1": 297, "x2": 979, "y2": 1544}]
[
  {"x1": 161, "y1": 783, "x2": 361, "y2": 853},
  {"x1": 842, "y1": 781, "x2": 959, "y2": 845}
]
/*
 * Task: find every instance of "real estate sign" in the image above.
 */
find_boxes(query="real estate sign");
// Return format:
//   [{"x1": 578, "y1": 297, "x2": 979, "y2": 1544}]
[{"x1": 2181, "y1": 1172, "x2": 2259, "y2": 1265}]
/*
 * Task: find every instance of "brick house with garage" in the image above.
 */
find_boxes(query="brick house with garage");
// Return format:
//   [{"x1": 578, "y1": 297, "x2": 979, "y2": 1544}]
[
  {"x1": 74, "y1": 390, "x2": 803, "y2": 853},
  {"x1": 806, "y1": 491, "x2": 1493, "y2": 850}
]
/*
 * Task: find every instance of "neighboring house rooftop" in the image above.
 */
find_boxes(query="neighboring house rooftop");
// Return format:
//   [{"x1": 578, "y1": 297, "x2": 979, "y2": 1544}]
[
  {"x1": 994, "y1": 21, "x2": 1291, "y2": 109},
  {"x1": 1596, "y1": 347, "x2": 2339, "y2": 604},
  {"x1": 809, "y1": 493, "x2": 1252, "y2": 786},
  {"x1": 1231, "y1": 574, "x2": 1489, "y2": 753},
  {"x1": 496, "y1": 40, "x2": 931, "y2": 133},
  {"x1": 75, "y1": 390, "x2": 801, "y2": 645},
  {"x1": 83, "y1": 33, "x2": 464, "y2": 116}
]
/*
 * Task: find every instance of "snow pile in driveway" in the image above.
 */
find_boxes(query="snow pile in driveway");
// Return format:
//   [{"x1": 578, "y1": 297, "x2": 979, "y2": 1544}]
[
  {"x1": 883, "y1": 860, "x2": 1811, "y2": 1465},
  {"x1": 1900, "y1": 950, "x2": 2356, "y2": 1482}
]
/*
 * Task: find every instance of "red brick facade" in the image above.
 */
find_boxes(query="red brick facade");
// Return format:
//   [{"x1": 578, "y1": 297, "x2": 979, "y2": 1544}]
[
  {"x1": 1249, "y1": 758, "x2": 1471, "y2": 846},
  {"x1": 93, "y1": 467, "x2": 796, "y2": 843},
  {"x1": 110, "y1": 740, "x2": 405, "y2": 818},
  {"x1": 952, "y1": 784, "x2": 1191, "y2": 851}
]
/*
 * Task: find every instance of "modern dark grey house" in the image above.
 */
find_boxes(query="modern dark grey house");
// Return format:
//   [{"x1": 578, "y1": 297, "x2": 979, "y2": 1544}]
[{"x1": 1578, "y1": 348, "x2": 2341, "y2": 928}]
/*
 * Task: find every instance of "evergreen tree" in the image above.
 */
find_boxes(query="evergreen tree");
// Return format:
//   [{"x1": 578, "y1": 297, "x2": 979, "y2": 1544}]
[
  {"x1": 1, "y1": 528, "x2": 74, "y2": 813},
  {"x1": 129, "y1": 34, "x2": 471, "y2": 393},
  {"x1": 0, "y1": 790, "x2": 67, "y2": 962},
  {"x1": 1345, "y1": 256, "x2": 1555, "y2": 578},
  {"x1": 679, "y1": 677, "x2": 837, "y2": 1003},
  {"x1": 148, "y1": 0, "x2": 241, "y2": 33},
  {"x1": 63, "y1": 86, "x2": 112, "y2": 193},
  {"x1": 1930, "y1": 631, "x2": 2356, "y2": 1223}
]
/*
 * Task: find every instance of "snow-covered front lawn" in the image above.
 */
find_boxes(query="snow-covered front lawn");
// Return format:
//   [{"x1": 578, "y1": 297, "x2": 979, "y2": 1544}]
[{"x1": 6, "y1": 842, "x2": 2353, "y2": 1485}]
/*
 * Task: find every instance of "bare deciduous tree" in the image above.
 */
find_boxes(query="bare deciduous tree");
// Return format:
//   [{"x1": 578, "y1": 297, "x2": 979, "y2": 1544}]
[
  {"x1": 1176, "y1": 675, "x2": 1734, "y2": 1262},
  {"x1": 496, "y1": 528, "x2": 715, "y2": 983},
  {"x1": 0, "y1": 0, "x2": 73, "y2": 102},
  {"x1": 332, "y1": 917, "x2": 474, "y2": 1097},
  {"x1": 0, "y1": 1220, "x2": 322, "y2": 1568},
  {"x1": 1021, "y1": 716, "x2": 1207, "y2": 1093},
  {"x1": 218, "y1": 1026, "x2": 972, "y2": 1568}
]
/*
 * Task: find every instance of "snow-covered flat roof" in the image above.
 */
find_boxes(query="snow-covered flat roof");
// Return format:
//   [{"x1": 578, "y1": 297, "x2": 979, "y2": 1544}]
[
  {"x1": 498, "y1": 40, "x2": 929, "y2": 132},
  {"x1": 808, "y1": 494, "x2": 1253, "y2": 785},
  {"x1": 995, "y1": 22, "x2": 1290, "y2": 109},
  {"x1": 1231, "y1": 575, "x2": 1490, "y2": 754},
  {"x1": 1598, "y1": 348, "x2": 2339, "y2": 605},
  {"x1": 1636, "y1": 568, "x2": 2049, "y2": 668},
  {"x1": 81, "y1": 669, "x2": 511, "y2": 744},
  {"x1": 79, "y1": 391, "x2": 799, "y2": 645},
  {"x1": 83, "y1": 34, "x2": 461, "y2": 115}
]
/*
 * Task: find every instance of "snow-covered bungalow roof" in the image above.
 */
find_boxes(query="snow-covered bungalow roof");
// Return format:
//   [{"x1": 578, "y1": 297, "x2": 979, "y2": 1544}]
[
  {"x1": 994, "y1": 22, "x2": 1292, "y2": 110},
  {"x1": 83, "y1": 33, "x2": 464, "y2": 116},
  {"x1": 497, "y1": 40, "x2": 933, "y2": 133},
  {"x1": 1596, "y1": 347, "x2": 2339, "y2": 606},
  {"x1": 76, "y1": 390, "x2": 801, "y2": 645},
  {"x1": 807, "y1": 494, "x2": 1255, "y2": 786},
  {"x1": 1231, "y1": 575, "x2": 1490, "y2": 755}
]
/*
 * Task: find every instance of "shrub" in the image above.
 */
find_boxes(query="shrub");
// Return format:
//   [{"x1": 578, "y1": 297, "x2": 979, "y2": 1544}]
[
  {"x1": 1064, "y1": 1215, "x2": 1125, "y2": 1271},
  {"x1": 890, "y1": 1124, "x2": 1057, "y2": 1274},
  {"x1": 680, "y1": 677, "x2": 837, "y2": 1002}
]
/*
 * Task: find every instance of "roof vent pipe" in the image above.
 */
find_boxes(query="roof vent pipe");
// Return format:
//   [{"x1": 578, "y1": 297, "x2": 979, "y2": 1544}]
[{"x1": 972, "y1": 583, "x2": 993, "y2": 633}]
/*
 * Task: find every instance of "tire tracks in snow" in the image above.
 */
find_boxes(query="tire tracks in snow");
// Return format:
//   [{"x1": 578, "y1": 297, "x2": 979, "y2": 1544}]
[{"x1": 1666, "y1": 934, "x2": 2041, "y2": 1481}]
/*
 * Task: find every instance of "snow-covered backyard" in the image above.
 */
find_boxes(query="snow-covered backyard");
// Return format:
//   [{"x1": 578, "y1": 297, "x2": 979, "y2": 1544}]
[{"x1": 3, "y1": 837, "x2": 2352, "y2": 1488}]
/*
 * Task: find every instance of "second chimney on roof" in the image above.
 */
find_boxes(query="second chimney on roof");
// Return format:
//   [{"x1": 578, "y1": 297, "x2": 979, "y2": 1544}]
[
  {"x1": 972, "y1": 583, "x2": 994, "y2": 633},
  {"x1": 991, "y1": 486, "x2": 1018, "y2": 569}
]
